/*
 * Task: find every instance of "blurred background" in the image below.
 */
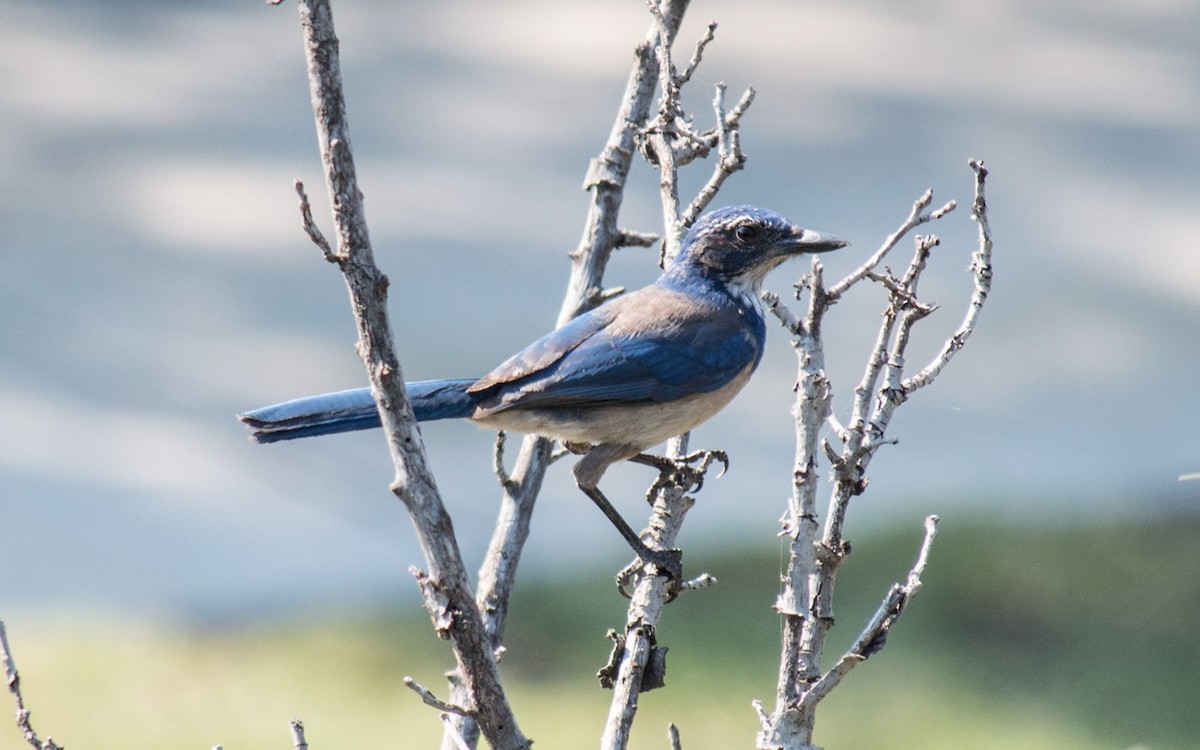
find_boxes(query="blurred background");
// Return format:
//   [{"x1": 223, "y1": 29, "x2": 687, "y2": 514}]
[{"x1": 2, "y1": 1, "x2": 1197, "y2": 748}]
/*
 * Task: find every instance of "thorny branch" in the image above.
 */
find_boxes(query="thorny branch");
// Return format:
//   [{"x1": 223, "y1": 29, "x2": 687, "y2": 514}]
[{"x1": 757, "y1": 161, "x2": 993, "y2": 750}]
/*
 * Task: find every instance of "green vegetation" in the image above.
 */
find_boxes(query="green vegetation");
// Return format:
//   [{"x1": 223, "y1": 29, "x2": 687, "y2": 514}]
[{"x1": 4, "y1": 517, "x2": 1197, "y2": 749}]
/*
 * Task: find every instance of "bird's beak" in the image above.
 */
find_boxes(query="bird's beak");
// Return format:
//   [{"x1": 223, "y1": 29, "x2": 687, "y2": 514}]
[{"x1": 779, "y1": 227, "x2": 849, "y2": 255}]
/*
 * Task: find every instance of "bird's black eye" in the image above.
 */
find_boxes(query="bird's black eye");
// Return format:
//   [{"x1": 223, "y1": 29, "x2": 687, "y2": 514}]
[{"x1": 734, "y1": 224, "x2": 760, "y2": 243}]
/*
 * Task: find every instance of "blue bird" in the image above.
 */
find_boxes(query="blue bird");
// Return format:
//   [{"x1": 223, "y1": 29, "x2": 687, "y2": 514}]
[{"x1": 240, "y1": 206, "x2": 846, "y2": 579}]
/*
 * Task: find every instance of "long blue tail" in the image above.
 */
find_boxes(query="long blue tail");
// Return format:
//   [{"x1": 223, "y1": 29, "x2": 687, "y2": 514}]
[{"x1": 239, "y1": 378, "x2": 479, "y2": 443}]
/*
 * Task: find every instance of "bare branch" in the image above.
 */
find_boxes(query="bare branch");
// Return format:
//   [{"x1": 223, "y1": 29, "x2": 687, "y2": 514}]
[
  {"x1": 615, "y1": 229, "x2": 661, "y2": 248},
  {"x1": 902, "y1": 160, "x2": 993, "y2": 394},
  {"x1": 290, "y1": 719, "x2": 308, "y2": 750},
  {"x1": 404, "y1": 676, "x2": 472, "y2": 717},
  {"x1": 596, "y1": 286, "x2": 628, "y2": 304},
  {"x1": 445, "y1": 5, "x2": 692, "y2": 748},
  {"x1": 826, "y1": 190, "x2": 956, "y2": 300},
  {"x1": 610, "y1": 38, "x2": 755, "y2": 749},
  {"x1": 548, "y1": 444, "x2": 572, "y2": 463},
  {"x1": 293, "y1": 179, "x2": 334, "y2": 262},
  {"x1": 668, "y1": 722, "x2": 684, "y2": 750},
  {"x1": 439, "y1": 715, "x2": 474, "y2": 750},
  {"x1": 642, "y1": 1, "x2": 753, "y2": 262},
  {"x1": 673, "y1": 85, "x2": 755, "y2": 168},
  {"x1": 678, "y1": 21, "x2": 717, "y2": 86},
  {"x1": 1, "y1": 622, "x2": 64, "y2": 750},
  {"x1": 726, "y1": 86, "x2": 756, "y2": 127},
  {"x1": 680, "y1": 83, "x2": 749, "y2": 228},
  {"x1": 760, "y1": 163, "x2": 992, "y2": 750},
  {"x1": 679, "y1": 571, "x2": 719, "y2": 592},
  {"x1": 796, "y1": 515, "x2": 939, "y2": 713},
  {"x1": 290, "y1": 2, "x2": 528, "y2": 747},
  {"x1": 601, "y1": 440, "x2": 697, "y2": 750},
  {"x1": 491, "y1": 430, "x2": 518, "y2": 494},
  {"x1": 601, "y1": 13, "x2": 757, "y2": 720},
  {"x1": 762, "y1": 290, "x2": 803, "y2": 335}
]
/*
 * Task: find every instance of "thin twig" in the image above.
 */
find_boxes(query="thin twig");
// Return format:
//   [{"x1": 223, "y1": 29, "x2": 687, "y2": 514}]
[
  {"x1": 826, "y1": 190, "x2": 956, "y2": 300},
  {"x1": 293, "y1": 179, "x2": 335, "y2": 261},
  {"x1": 491, "y1": 431, "x2": 518, "y2": 494},
  {"x1": 1, "y1": 621, "x2": 63, "y2": 750},
  {"x1": 680, "y1": 82, "x2": 750, "y2": 228},
  {"x1": 616, "y1": 229, "x2": 661, "y2": 248},
  {"x1": 761, "y1": 290, "x2": 802, "y2": 335},
  {"x1": 678, "y1": 572, "x2": 719, "y2": 593},
  {"x1": 796, "y1": 515, "x2": 939, "y2": 712},
  {"x1": 405, "y1": 676, "x2": 473, "y2": 717},
  {"x1": 678, "y1": 22, "x2": 716, "y2": 86},
  {"x1": 439, "y1": 715, "x2": 474, "y2": 750},
  {"x1": 901, "y1": 160, "x2": 992, "y2": 394}
]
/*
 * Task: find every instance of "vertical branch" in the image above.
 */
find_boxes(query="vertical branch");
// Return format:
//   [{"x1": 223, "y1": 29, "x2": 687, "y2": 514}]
[
  {"x1": 758, "y1": 260, "x2": 835, "y2": 749},
  {"x1": 600, "y1": 3, "x2": 754, "y2": 748},
  {"x1": 644, "y1": 1, "x2": 687, "y2": 261},
  {"x1": 441, "y1": 4, "x2": 690, "y2": 748},
  {"x1": 291, "y1": 2, "x2": 528, "y2": 748},
  {"x1": 642, "y1": 7, "x2": 753, "y2": 263},
  {"x1": 599, "y1": 462, "x2": 697, "y2": 750}
]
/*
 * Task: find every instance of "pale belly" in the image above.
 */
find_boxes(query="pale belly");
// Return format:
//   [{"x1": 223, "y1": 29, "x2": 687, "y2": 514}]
[{"x1": 472, "y1": 364, "x2": 754, "y2": 451}]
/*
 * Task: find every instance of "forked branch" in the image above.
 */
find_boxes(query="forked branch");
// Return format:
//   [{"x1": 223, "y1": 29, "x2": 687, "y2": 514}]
[{"x1": 759, "y1": 161, "x2": 993, "y2": 750}]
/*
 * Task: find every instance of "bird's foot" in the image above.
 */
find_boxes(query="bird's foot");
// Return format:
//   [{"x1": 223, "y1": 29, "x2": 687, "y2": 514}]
[
  {"x1": 631, "y1": 449, "x2": 730, "y2": 501},
  {"x1": 617, "y1": 546, "x2": 683, "y2": 600}
]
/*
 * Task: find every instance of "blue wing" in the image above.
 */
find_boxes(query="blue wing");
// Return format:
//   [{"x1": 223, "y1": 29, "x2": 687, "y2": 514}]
[{"x1": 470, "y1": 284, "x2": 762, "y2": 414}]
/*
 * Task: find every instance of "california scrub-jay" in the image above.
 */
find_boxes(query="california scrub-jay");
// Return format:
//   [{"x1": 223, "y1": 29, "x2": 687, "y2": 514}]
[{"x1": 240, "y1": 206, "x2": 846, "y2": 577}]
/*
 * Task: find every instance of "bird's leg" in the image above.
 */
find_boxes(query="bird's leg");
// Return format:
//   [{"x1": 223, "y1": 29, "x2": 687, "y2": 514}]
[
  {"x1": 628, "y1": 449, "x2": 730, "y2": 502},
  {"x1": 578, "y1": 483, "x2": 683, "y2": 587},
  {"x1": 573, "y1": 444, "x2": 683, "y2": 594}
]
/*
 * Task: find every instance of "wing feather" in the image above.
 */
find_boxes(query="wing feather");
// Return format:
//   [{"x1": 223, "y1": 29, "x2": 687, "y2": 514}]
[{"x1": 470, "y1": 285, "x2": 761, "y2": 414}]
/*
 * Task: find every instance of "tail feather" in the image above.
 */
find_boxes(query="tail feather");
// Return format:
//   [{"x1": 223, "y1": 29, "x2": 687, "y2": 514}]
[{"x1": 239, "y1": 379, "x2": 479, "y2": 443}]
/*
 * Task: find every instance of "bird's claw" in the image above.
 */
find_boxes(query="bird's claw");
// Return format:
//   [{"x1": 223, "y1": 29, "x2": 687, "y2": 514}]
[
  {"x1": 617, "y1": 547, "x2": 683, "y2": 600},
  {"x1": 638, "y1": 449, "x2": 730, "y2": 501}
]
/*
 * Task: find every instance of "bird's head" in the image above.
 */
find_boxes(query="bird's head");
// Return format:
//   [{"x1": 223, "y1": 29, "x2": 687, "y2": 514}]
[{"x1": 672, "y1": 205, "x2": 847, "y2": 296}]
